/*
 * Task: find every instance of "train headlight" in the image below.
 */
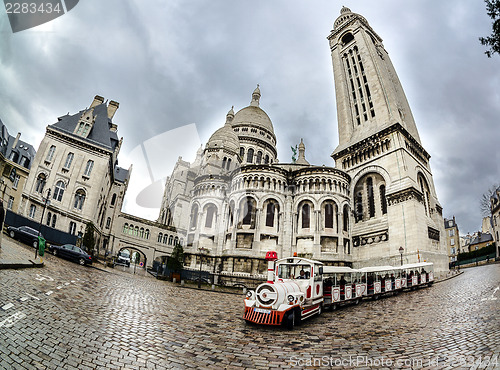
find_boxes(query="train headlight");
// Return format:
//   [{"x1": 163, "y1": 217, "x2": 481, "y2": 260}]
[
  {"x1": 287, "y1": 295, "x2": 294, "y2": 303},
  {"x1": 246, "y1": 291, "x2": 253, "y2": 299}
]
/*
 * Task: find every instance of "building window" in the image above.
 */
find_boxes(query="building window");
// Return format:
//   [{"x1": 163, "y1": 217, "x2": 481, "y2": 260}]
[
  {"x1": 301, "y1": 204, "x2": 310, "y2": 229},
  {"x1": 145, "y1": 229, "x2": 150, "y2": 239},
  {"x1": 35, "y1": 174, "x2": 46, "y2": 193},
  {"x1": 246, "y1": 148, "x2": 254, "y2": 163},
  {"x1": 19, "y1": 156, "x2": 29, "y2": 168},
  {"x1": 140, "y1": 228, "x2": 145, "y2": 238},
  {"x1": 256, "y1": 151, "x2": 262, "y2": 164},
  {"x1": 64, "y1": 152, "x2": 74, "y2": 169},
  {"x1": 158, "y1": 232, "x2": 163, "y2": 243},
  {"x1": 69, "y1": 221, "x2": 77, "y2": 235},
  {"x1": 123, "y1": 223, "x2": 129, "y2": 234},
  {"x1": 106, "y1": 217, "x2": 111, "y2": 229},
  {"x1": 449, "y1": 229, "x2": 455, "y2": 237},
  {"x1": 205, "y1": 205, "x2": 216, "y2": 228},
  {"x1": 240, "y1": 147, "x2": 245, "y2": 158},
  {"x1": 367, "y1": 177, "x2": 375, "y2": 218},
  {"x1": 450, "y1": 238, "x2": 455, "y2": 246},
  {"x1": 242, "y1": 198, "x2": 255, "y2": 226},
  {"x1": 343, "y1": 205, "x2": 349, "y2": 232},
  {"x1": 226, "y1": 158, "x2": 231, "y2": 170},
  {"x1": 83, "y1": 160, "x2": 94, "y2": 177},
  {"x1": 266, "y1": 202, "x2": 277, "y2": 227},
  {"x1": 110, "y1": 193, "x2": 117, "y2": 206},
  {"x1": 53, "y1": 181, "x2": 65, "y2": 202},
  {"x1": 46, "y1": 212, "x2": 52, "y2": 226},
  {"x1": 51, "y1": 214, "x2": 56, "y2": 228},
  {"x1": 29, "y1": 204, "x2": 36, "y2": 218},
  {"x1": 12, "y1": 175, "x2": 20, "y2": 190},
  {"x1": 168, "y1": 235, "x2": 173, "y2": 245},
  {"x1": 265, "y1": 155, "x2": 270, "y2": 164},
  {"x1": 380, "y1": 185, "x2": 387, "y2": 215},
  {"x1": 325, "y1": 203, "x2": 334, "y2": 229},
  {"x1": 73, "y1": 189, "x2": 86, "y2": 210},
  {"x1": 190, "y1": 204, "x2": 199, "y2": 230},
  {"x1": 355, "y1": 188, "x2": 363, "y2": 222},
  {"x1": 163, "y1": 234, "x2": 168, "y2": 244},
  {"x1": 46, "y1": 145, "x2": 56, "y2": 162},
  {"x1": 7, "y1": 196, "x2": 14, "y2": 210}
]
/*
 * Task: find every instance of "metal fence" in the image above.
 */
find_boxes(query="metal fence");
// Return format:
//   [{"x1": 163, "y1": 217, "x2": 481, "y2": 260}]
[
  {"x1": 5, "y1": 210, "x2": 77, "y2": 246},
  {"x1": 455, "y1": 253, "x2": 496, "y2": 267}
]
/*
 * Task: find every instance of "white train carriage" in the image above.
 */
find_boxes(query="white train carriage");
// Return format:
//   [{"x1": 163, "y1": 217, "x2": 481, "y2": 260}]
[{"x1": 243, "y1": 252, "x2": 434, "y2": 328}]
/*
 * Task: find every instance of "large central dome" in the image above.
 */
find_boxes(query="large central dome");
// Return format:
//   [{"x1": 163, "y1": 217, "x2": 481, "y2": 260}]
[{"x1": 232, "y1": 85, "x2": 275, "y2": 134}]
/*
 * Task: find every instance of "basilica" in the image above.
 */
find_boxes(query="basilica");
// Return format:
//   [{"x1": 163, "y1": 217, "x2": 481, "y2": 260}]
[{"x1": 157, "y1": 7, "x2": 449, "y2": 278}]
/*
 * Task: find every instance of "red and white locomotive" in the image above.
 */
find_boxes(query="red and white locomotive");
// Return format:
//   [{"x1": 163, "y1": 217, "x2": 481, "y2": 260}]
[{"x1": 244, "y1": 251, "x2": 434, "y2": 328}]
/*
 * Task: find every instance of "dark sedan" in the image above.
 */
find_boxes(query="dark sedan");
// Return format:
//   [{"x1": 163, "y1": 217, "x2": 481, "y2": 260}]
[
  {"x1": 49, "y1": 244, "x2": 92, "y2": 266},
  {"x1": 7, "y1": 225, "x2": 43, "y2": 248}
]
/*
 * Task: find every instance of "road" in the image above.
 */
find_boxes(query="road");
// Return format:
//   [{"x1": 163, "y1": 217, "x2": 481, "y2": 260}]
[{"x1": 0, "y1": 246, "x2": 499, "y2": 369}]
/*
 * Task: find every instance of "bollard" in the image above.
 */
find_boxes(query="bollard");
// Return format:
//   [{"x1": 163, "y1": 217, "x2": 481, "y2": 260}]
[
  {"x1": 181, "y1": 280, "x2": 185, "y2": 286},
  {"x1": 212, "y1": 284, "x2": 215, "y2": 291},
  {"x1": 243, "y1": 288, "x2": 247, "y2": 294},
  {"x1": 173, "y1": 278, "x2": 177, "y2": 284}
]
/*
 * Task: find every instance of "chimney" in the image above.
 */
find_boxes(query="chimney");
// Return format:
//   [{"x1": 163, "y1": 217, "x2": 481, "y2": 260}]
[
  {"x1": 90, "y1": 95, "x2": 105, "y2": 108},
  {"x1": 12, "y1": 132, "x2": 20, "y2": 150},
  {"x1": 107, "y1": 100, "x2": 119, "y2": 119}
]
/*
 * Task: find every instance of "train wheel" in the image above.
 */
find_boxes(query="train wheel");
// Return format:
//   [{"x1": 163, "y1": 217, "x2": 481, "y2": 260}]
[
  {"x1": 285, "y1": 311, "x2": 295, "y2": 329},
  {"x1": 317, "y1": 304, "x2": 322, "y2": 316},
  {"x1": 355, "y1": 298, "x2": 361, "y2": 305}
]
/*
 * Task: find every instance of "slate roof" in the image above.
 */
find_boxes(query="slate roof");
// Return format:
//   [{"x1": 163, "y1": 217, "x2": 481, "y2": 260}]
[
  {"x1": 49, "y1": 103, "x2": 119, "y2": 151},
  {"x1": 470, "y1": 232, "x2": 493, "y2": 246},
  {"x1": 0, "y1": 120, "x2": 36, "y2": 169},
  {"x1": 114, "y1": 166, "x2": 129, "y2": 184}
]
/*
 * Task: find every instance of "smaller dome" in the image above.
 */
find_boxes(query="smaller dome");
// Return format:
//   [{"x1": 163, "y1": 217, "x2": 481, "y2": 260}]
[
  {"x1": 340, "y1": 6, "x2": 351, "y2": 14},
  {"x1": 207, "y1": 121, "x2": 240, "y2": 154}
]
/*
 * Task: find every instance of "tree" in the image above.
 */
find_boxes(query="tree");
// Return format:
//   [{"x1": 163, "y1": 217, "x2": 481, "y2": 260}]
[
  {"x1": 82, "y1": 221, "x2": 96, "y2": 257},
  {"x1": 480, "y1": 183, "x2": 500, "y2": 216},
  {"x1": 479, "y1": 0, "x2": 500, "y2": 57},
  {"x1": 167, "y1": 242, "x2": 184, "y2": 272}
]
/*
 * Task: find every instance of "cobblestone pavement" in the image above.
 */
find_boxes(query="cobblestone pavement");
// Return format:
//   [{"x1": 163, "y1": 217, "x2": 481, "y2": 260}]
[{"x1": 0, "y1": 254, "x2": 498, "y2": 369}]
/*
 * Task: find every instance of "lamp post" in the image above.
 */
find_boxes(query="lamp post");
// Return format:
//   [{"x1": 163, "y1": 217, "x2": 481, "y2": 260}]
[
  {"x1": 399, "y1": 246, "x2": 404, "y2": 266},
  {"x1": 198, "y1": 247, "x2": 209, "y2": 288},
  {"x1": 35, "y1": 188, "x2": 51, "y2": 259}
]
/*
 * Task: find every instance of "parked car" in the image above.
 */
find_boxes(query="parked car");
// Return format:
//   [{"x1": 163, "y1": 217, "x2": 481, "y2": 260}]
[
  {"x1": 49, "y1": 244, "x2": 92, "y2": 266},
  {"x1": 7, "y1": 225, "x2": 43, "y2": 248}
]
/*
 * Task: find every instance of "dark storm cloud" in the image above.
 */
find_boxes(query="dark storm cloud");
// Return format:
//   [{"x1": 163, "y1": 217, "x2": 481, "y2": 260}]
[{"x1": 1, "y1": 0, "x2": 498, "y2": 233}]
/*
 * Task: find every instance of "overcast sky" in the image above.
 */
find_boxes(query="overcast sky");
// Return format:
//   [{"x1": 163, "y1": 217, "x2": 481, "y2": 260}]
[{"x1": 1, "y1": 0, "x2": 498, "y2": 235}]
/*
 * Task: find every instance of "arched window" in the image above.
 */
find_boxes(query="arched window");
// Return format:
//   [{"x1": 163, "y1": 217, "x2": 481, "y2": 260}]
[
  {"x1": 163, "y1": 234, "x2": 168, "y2": 244},
  {"x1": 73, "y1": 189, "x2": 86, "y2": 210},
  {"x1": 380, "y1": 185, "x2": 387, "y2": 215},
  {"x1": 64, "y1": 152, "x2": 74, "y2": 169},
  {"x1": 256, "y1": 151, "x2": 262, "y2": 164},
  {"x1": 367, "y1": 177, "x2": 375, "y2": 218},
  {"x1": 343, "y1": 205, "x2": 349, "y2": 232},
  {"x1": 301, "y1": 203, "x2": 310, "y2": 228},
  {"x1": 418, "y1": 174, "x2": 431, "y2": 216},
  {"x1": 325, "y1": 203, "x2": 334, "y2": 229},
  {"x1": 246, "y1": 148, "x2": 254, "y2": 163},
  {"x1": 242, "y1": 197, "x2": 256, "y2": 226},
  {"x1": 110, "y1": 193, "x2": 117, "y2": 206},
  {"x1": 265, "y1": 155, "x2": 270, "y2": 164},
  {"x1": 53, "y1": 181, "x2": 65, "y2": 202},
  {"x1": 158, "y1": 232, "x2": 163, "y2": 243},
  {"x1": 69, "y1": 222, "x2": 77, "y2": 235},
  {"x1": 205, "y1": 204, "x2": 216, "y2": 228},
  {"x1": 355, "y1": 186, "x2": 363, "y2": 222},
  {"x1": 29, "y1": 205, "x2": 36, "y2": 218},
  {"x1": 341, "y1": 32, "x2": 354, "y2": 45},
  {"x1": 84, "y1": 160, "x2": 94, "y2": 177},
  {"x1": 129, "y1": 224, "x2": 134, "y2": 235},
  {"x1": 35, "y1": 174, "x2": 46, "y2": 193},
  {"x1": 265, "y1": 201, "x2": 277, "y2": 227},
  {"x1": 123, "y1": 223, "x2": 129, "y2": 233},
  {"x1": 227, "y1": 158, "x2": 231, "y2": 170},
  {"x1": 106, "y1": 217, "x2": 111, "y2": 229},
  {"x1": 168, "y1": 235, "x2": 173, "y2": 245},
  {"x1": 174, "y1": 236, "x2": 179, "y2": 245},
  {"x1": 51, "y1": 214, "x2": 56, "y2": 228},
  {"x1": 46, "y1": 212, "x2": 52, "y2": 226},
  {"x1": 190, "y1": 204, "x2": 199, "y2": 229},
  {"x1": 240, "y1": 147, "x2": 245, "y2": 158},
  {"x1": 145, "y1": 229, "x2": 150, "y2": 239},
  {"x1": 134, "y1": 226, "x2": 139, "y2": 236},
  {"x1": 222, "y1": 157, "x2": 227, "y2": 169},
  {"x1": 140, "y1": 228, "x2": 145, "y2": 238},
  {"x1": 46, "y1": 145, "x2": 56, "y2": 162}
]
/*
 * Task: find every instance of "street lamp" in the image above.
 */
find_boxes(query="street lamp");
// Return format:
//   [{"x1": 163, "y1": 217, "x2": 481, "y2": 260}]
[
  {"x1": 35, "y1": 188, "x2": 51, "y2": 259},
  {"x1": 198, "y1": 247, "x2": 209, "y2": 288},
  {"x1": 399, "y1": 246, "x2": 404, "y2": 266}
]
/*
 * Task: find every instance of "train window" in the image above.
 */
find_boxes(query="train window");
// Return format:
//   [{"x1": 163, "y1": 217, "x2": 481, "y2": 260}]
[{"x1": 277, "y1": 264, "x2": 311, "y2": 279}]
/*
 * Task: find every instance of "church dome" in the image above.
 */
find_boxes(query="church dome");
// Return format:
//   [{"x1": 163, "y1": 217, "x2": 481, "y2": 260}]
[
  {"x1": 206, "y1": 107, "x2": 240, "y2": 154},
  {"x1": 232, "y1": 85, "x2": 275, "y2": 134}
]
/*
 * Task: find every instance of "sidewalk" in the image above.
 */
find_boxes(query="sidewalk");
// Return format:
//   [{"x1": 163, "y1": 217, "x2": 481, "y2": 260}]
[{"x1": 0, "y1": 236, "x2": 44, "y2": 269}]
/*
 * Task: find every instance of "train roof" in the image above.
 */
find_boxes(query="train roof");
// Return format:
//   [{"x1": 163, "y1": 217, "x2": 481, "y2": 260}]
[
  {"x1": 322, "y1": 266, "x2": 360, "y2": 274},
  {"x1": 276, "y1": 256, "x2": 323, "y2": 265},
  {"x1": 359, "y1": 265, "x2": 397, "y2": 273},
  {"x1": 400, "y1": 262, "x2": 433, "y2": 269}
]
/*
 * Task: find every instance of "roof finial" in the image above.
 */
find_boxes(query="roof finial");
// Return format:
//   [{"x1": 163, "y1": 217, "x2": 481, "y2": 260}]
[
  {"x1": 250, "y1": 84, "x2": 261, "y2": 107},
  {"x1": 226, "y1": 106, "x2": 235, "y2": 124}
]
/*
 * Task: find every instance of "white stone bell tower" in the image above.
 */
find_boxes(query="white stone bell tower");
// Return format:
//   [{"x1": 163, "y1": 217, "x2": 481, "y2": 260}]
[{"x1": 328, "y1": 7, "x2": 448, "y2": 273}]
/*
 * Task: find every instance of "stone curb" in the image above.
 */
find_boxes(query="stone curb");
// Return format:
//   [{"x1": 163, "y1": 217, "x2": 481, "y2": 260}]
[
  {"x1": 0, "y1": 259, "x2": 44, "y2": 269},
  {"x1": 434, "y1": 270, "x2": 464, "y2": 283}
]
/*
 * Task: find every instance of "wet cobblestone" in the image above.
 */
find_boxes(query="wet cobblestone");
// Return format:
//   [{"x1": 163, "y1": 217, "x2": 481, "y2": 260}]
[{"x1": 0, "y1": 253, "x2": 498, "y2": 369}]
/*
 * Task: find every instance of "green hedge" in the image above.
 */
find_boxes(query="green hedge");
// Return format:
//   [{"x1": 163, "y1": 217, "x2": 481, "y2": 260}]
[{"x1": 458, "y1": 243, "x2": 495, "y2": 261}]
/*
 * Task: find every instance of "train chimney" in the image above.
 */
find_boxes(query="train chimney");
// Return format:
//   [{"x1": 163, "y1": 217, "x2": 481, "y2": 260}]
[{"x1": 265, "y1": 251, "x2": 278, "y2": 283}]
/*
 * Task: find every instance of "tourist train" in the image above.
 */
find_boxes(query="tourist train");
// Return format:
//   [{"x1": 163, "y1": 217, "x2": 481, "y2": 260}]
[{"x1": 243, "y1": 251, "x2": 434, "y2": 328}]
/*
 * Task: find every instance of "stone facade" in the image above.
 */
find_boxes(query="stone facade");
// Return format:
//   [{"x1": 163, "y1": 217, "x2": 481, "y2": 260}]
[
  {"x1": 490, "y1": 186, "x2": 500, "y2": 258},
  {"x1": 444, "y1": 216, "x2": 460, "y2": 265}
]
